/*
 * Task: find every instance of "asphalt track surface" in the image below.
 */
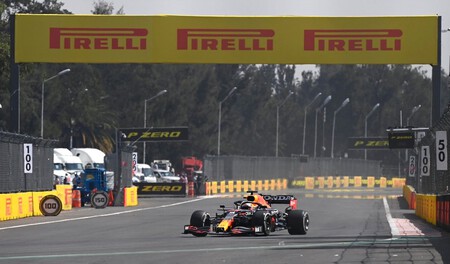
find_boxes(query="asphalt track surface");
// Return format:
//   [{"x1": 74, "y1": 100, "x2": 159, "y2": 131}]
[{"x1": 0, "y1": 188, "x2": 450, "y2": 264}]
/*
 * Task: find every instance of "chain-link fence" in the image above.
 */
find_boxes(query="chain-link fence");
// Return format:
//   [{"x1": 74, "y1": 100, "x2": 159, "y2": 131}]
[
  {"x1": 204, "y1": 155, "x2": 383, "y2": 182},
  {"x1": 410, "y1": 105, "x2": 450, "y2": 194},
  {"x1": 0, "y1": 131, "x2": 58, "y2": 193}
]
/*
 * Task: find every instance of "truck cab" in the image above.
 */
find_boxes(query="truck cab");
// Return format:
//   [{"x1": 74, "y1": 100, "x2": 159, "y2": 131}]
[{"x1": 71, "y1": 148, "x2": 105, "y2": 169}]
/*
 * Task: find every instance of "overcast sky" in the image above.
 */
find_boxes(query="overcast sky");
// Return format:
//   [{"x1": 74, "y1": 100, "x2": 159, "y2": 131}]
[{"x1": 61, "y1": 0, "x2": 450, "y2": 75}]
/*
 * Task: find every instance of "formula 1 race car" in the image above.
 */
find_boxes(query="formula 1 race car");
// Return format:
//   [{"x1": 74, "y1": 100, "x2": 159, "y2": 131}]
[{"x1": 183, "y1": 191, "x2": 309, "y2": 236}]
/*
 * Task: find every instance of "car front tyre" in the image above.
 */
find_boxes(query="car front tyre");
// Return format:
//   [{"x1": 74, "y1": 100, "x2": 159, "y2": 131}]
[{"x1": 287, "y1": 210, "x2": 309, "y2": 235}]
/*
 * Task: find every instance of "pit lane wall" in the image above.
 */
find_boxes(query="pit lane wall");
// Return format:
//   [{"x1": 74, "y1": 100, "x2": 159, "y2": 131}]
[
  {"x1": 291, "y1": 176, "x2": 406, "y2": 189},
  {"x1": 403, "y1": 185, "x2": 450, "y2": 231},
  {"x1": 0, "y1": 185, "x2": 138, "y2": 222}
]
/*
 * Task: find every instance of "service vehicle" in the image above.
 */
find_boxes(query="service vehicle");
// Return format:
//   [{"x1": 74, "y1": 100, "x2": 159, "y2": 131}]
[
  {"x1": 152, "y1": 159, "x2": 172, "y2": 172},
  {"x1": 71, "y1": 148, "x2": 106, "y2": 169},
  {"x1": 53, "y1": 154, "x2": 67, "y2": 185},
  {"x1": 54, "y1": 148, "x2": 84, "y2": 184},
  {"x1": 134, "y1": 163, "x2": 157, "y2": 183},
  {"x1": 154, "y1": 170, "x2": 181, "y2": 183},
  {"x1": 183, "y1": 191, "x2": 309, "y2": 237}
]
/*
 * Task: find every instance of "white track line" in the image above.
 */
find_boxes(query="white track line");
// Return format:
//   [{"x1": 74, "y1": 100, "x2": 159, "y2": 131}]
[{"x1": 383, "y1": 197, "x2": 400, "y2": 236}]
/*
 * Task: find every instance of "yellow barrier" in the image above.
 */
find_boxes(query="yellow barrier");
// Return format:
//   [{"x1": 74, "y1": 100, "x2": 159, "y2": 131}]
[
  {"x1": 124, "y1": 186, "x2": 138, "y2": 207},
  {"x1": 415, "y1": 194, "x2": 436, "y2": 225},
  {"x1": 56, "y1": 185, "x2": 73, "y2": 210},
  {"x1": 290, "y1": 176, "x2": 405, "y2": 189},
  {"x1": 205, "y1": 179, "x2": 288, "y2": 195},
  {"x1": 354, "y1": 176, "x2": 362, "y2": 187}
]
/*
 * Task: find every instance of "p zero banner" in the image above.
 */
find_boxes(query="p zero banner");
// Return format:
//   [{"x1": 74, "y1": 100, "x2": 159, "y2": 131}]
[
  {"x1": 347, "y1": 137, "x2": 389, "y2": 149},
  {"x1": 135, "y1": 182, "x2": 186, "y2": 196},
  {"x1": 14, "y1": 14, "x2": 438, "y2": 65},
  {"x1": 120, "y1": 127, "x2": 188, "y2": 142}
]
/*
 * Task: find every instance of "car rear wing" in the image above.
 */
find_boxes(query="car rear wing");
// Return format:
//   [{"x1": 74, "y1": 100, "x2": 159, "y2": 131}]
[
  {"x1": 262, "y1": 194, "x2": 298, "y2": 210},
  {"x1": 245, "y1": 191, "x2": 298, "y2": 210}
]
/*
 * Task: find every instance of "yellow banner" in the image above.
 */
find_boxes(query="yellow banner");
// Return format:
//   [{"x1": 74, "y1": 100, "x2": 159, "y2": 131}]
[{"x1": 15, "y1": 14, "x2": 438, "y2": 65}]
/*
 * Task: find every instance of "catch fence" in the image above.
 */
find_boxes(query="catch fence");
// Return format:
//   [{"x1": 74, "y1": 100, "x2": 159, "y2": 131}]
[
  {"x1": 0, "y1": 131, "x2": 57, "y2": 193},
  {"x1": 204, "y1": 155, "x2": 384, "y2": 182}
]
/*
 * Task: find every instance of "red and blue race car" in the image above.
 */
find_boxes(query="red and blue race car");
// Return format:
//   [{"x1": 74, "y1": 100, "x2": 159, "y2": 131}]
[{"x1": 183, "y1": 191, "x2": 309, "y2": 236}]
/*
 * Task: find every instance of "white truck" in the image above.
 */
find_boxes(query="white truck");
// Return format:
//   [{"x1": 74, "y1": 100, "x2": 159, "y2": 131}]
[
  {"x1": 71, "y1": 148, "x2": 105, "y2": 169},
  {"x1": 134, "y1": 163, "x2": 157, "y2": 183},
  {"x1": 54, "y1": 148, "x2": 84, "y2": 184},
  {"x1": 152, "y1": 160, "x2": 172, "y2": 172},
  {"x1": 53, "y1": 154, "x2": 67, "y2": 185},
  {"x1": 154, "y1": 169, "x2": 181, "y2": 183}
]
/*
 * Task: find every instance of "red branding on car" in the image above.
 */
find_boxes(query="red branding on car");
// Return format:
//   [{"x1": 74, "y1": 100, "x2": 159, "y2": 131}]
[
  {"x1": 304, "y1": 29, "x2": 402, "y2": 51},
  {"x1": 49, "y1": 28, "x2": 148, "y2": 50},
  {"x1": 177, "y1": 29, "x2": 274, "y2": 51}
]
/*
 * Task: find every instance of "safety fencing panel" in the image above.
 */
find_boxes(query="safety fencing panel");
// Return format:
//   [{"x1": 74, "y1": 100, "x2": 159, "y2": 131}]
[
  {"x1": 204, "y1": 155, "x2": 384, "y2": 182},
  {"x1": 412, "y1": 106, "x2": 450, "y2": 194},
  {"x1": 0, "y1": 131, "x2": 57, "y2": 193}
]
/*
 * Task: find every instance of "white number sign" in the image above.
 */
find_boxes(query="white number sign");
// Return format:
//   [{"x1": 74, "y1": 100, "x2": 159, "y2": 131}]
[
  {"x1": 408, "y1": 155, "x2": 416, "y2": 177},
  {"x1": 132, "y1": 152, "x2": 138, "y2": 174},
  {"x1": 421, "y1": 146, "x2": 430, "y2": 176},
  {"x1": 23, "y1": 143, "x2": 33, "y2": 173},
  {"x1": 436, "y1": 131, "x2": 448, "y2": 171}
]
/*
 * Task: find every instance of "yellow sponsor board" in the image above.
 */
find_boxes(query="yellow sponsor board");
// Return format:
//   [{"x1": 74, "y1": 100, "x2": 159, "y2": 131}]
[{"x1": 15, "y1": 14, "x2": 438, "y2": 65}]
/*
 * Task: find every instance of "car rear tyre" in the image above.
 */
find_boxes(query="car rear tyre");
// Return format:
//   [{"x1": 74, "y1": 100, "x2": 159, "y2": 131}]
[
  {"x1": 287, "y1": 210, "x2": 309, "y2": 235},
  {"x1": 190, "y1": 210, "x2": 210, "y2": 237},
  {"x1": 253, "y1": 211, "x2": 271, "y2": 236}
]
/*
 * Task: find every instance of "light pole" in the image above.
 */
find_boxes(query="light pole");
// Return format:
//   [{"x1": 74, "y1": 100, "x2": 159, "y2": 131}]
[
  {"x1": 218, "y1": 87, "x2": 237, "y2": 156},
  {"x1": 331, "y1": 98, "x2": 350, "y2": 158},
  {"x1": 406, "y1": 104, "x2": 422, "y2": 126},
  {"x1": 405, "y1": 104, "x2": 422, "y2": 161},
  {"x1": 276, "y1": 91, "x2": 294, "y2": 157},
  {"x1": 302, "y1": 92, "x2": 322, "y2": 155},
  {"x1": 364, "y1": 103, "x2": 380, "y2": 160},
  {"x1": 41, "y1": 68, "x2": 70, "y2": 138},
  {"x1": 143, "y1": 89, "x2": 167, "y2": 164},
  {"x1": 314, "y1": 95, "x2": 332, "y2": 158}
]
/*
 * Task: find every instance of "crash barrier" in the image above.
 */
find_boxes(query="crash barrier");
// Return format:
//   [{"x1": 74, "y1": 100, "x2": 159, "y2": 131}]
[
  {"x1": 415, "y1": 194, "x2": 437, "y2": 226},
  {"x1": 0, "y1": 185, "x2": 133, "y2": 222},
  {"x1": 0, "y1": 190, "x2": 56, "y2": 221},
  {"x1": 403, "y1": 185, "x2": 416, "y2": 210},
  {"x1": 134, "y1": 182, "x2": 186, "y2": 196},
  {"x1": 205, "y1": 179, "x2": 288, "y2": 195},
  {"x1": 291, "y1": 176, "x2": 406, "y2": 189},
  {"x1": 401, "y1": 190, "x2": 450, "y2": 231}
]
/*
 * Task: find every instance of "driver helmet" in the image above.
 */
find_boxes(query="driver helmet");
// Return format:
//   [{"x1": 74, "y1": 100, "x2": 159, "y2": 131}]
[{"x1": 240, "y1": 202, "x2": 253, "y2": 209}]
